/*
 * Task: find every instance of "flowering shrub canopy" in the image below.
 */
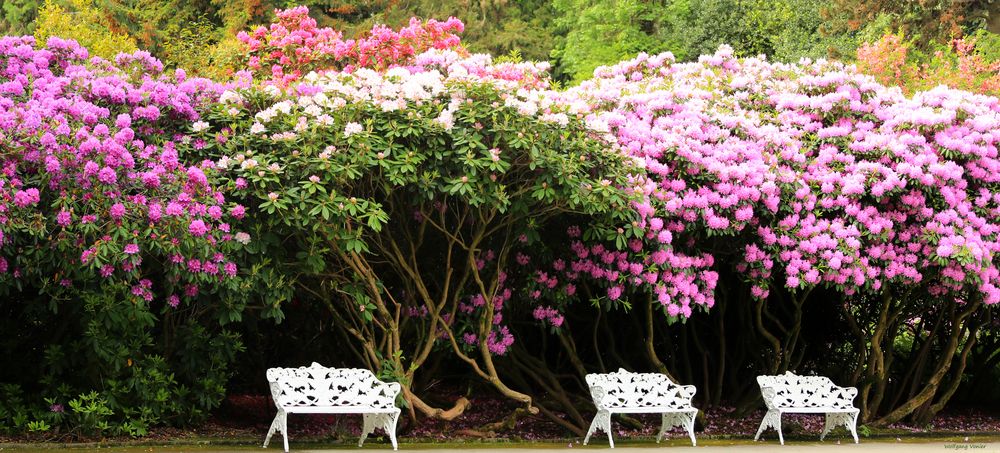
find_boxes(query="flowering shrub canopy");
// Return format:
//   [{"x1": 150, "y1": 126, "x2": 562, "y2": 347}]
[
  {"x1": 0, "y1": 35, "x2": 245, "y2": 312},
  {"x1": 194, "y1": 48, "x2": 653, "y2": 355},
  {"x1": 559, "y1": 46, "x2": 1000, "y2": 305},
  {"x1": 214, "y1": 13, "x2": 1000, "y2": 352}
]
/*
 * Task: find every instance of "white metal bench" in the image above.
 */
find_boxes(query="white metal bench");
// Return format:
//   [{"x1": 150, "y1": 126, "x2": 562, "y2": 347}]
[
  {"x1": 263, "y1": 362, "x2": 402, "y2": 452},
  {"x1": 755, "y1": 371, "x2": 859, "y2": 445},
  {"x1": 584, "y1": 369, "x2": 698, "y2": 448}
]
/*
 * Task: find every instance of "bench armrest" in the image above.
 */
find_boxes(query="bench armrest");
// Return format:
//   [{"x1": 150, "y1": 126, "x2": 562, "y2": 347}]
[
  {"x1": 831, "y1": 385, "x2": 858, "y2": 408},
  {"x1": 268, "y1": 381, "x2": 284, "y2": 410},
  {"x1": 678, "y1": 384, "x2": 697, "y2": 402},
  {"x1": 843, "y1": 386, "x2": 858, "y2": 400},
  {"x1": 379, "y1": 381, "x2": 403, "y2": 400},
  {"x1": 760, "y1": 385, "x2": 780, "y2": 410},
  {"x1": 588, "y1": 385, "x2": 608, "y2": 410}
]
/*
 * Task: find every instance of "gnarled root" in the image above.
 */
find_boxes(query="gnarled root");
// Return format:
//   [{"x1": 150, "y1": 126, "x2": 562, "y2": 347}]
[{"x1": 403, "y1": 386, "x2": 471, "y2": 421}]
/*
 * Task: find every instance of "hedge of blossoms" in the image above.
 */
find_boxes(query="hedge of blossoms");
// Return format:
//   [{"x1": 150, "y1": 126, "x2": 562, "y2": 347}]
[
  {"x1": 4, "y1": 7, "x2": 997, "y2": 432},
  {"x1": 558, "y1": 47, "x2": 1000, "y2": 307},
  {"x1": 237, "y1": 6, "x2": 464, "y2": 85},
  {"x1": 0, "y1": 36, "x2": 248, "y2": 304},
  {"x1": 248, "y1": 47, "x2": 716, "y2": 328},
  {"x1": 411, "y1": 49, "x2": 721, "y2": 322}
]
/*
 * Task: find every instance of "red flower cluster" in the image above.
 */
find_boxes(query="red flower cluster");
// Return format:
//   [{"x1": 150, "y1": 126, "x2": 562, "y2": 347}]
[{"x1": 237, "y1": 6, "x2": 465, "y2": 85}]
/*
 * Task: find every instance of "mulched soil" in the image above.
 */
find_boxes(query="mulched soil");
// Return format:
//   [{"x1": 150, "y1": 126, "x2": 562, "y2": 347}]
[{"x1": 3, "y1": 392, "x2": 999, "y2": 445}]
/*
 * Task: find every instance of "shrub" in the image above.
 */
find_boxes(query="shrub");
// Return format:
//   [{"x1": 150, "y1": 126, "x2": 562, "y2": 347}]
[
  {"x1": 186, "y1": 43, "x2": 691, "y2": 416},
  {"x1": 856, "y1": 32, "x2": 1000, "y2": 95},
  {"x1": 237, "y1": 6, "x2": 465, "y2": 85},
  {"x1": 4, "y1": 7, "x2": 1000, "y2": 435},
  {"x1": 0, "y1": 35, "x2": 247, "y2": 435},
  {"x1": 559, "y1": 45, "x2": 1000, "y2": 424}
]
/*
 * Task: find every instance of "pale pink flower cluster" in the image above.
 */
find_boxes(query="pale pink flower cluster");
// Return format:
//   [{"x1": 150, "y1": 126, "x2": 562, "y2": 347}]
[{"x1": 558, "y1": 46, "x2": 1000, "y2": 304}]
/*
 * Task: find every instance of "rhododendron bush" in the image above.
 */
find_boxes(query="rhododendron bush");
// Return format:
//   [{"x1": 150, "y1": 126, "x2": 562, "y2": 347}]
[
  {"x1": 554, "y1": 47, "x2": 1000, "y2": 425},
  {"x1": 188, "y1": 48, "x2": 702, "y2": 421},
  {"x1": 237, "y1": 6, "x2": 465, "y2": 85},
  {"x1": 205, "y1": 9, "x2": 999, "y2": 429},
  {"x1": 0, "y1": 36, "x2": 252, "y2": 434},
  {"x1": 856, "y1": 33, "x2": 1000, "y2": 97},
  {"x1": 175, "y1": 10, "x2": 720, "y2": 425},
  {"x1": 569, "y1": 48, "x2": 1000, "y2": 304}
]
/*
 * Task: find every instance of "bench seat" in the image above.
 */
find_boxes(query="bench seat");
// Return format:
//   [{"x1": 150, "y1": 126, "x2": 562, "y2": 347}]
[
  {"x1": 601, "y1": 406, "x2": 697, "y2": 414},
  {"x1": 771, "y1": 407, "x2": 858, "y2": 414},
  {"x1": 281, "y1": 406, "x2": 401, "y2": 414}
]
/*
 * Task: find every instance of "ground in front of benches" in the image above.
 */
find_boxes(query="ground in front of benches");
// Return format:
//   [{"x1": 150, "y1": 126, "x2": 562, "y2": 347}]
[
  {"x1": 1, "y1": 437, "x2": 999, "y2": 452},
  {"x1": 207, "y1": 394, "x2": 1000, "y2": 442},
  {"x1": 1, "y1": 393, "x2": 997, "y2": 445}
]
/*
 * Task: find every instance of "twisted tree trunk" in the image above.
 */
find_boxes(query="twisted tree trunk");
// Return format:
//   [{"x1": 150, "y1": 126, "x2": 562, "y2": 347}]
[{"x1": 872, "y1": 297, "x2": 982, "y2": 426}]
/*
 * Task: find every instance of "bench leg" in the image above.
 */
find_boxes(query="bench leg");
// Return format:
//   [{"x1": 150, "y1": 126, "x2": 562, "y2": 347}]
[
  {"x1": 359, "y1": 414, "x2": 375, "y2": 448},
  {"x1": 685, "y1": 411, "x2": 697, "y2": 447},
  {"x1": 263, "y1": 414, "x2": 277, "y2": 448},
  {"x1": 584, "y1": 410, "x2": 613, "y2": 448},
  {"x1": 656, "y1": 414, "x2": 669, "y2": 443},
  {"x1": 821, "y1": 413, "x2": 836, "y2": 441},
  {"x1": 360, "y1": 412, "x2": 400, "y2": 450},
  {"x1": 777, "y1": 415, "x2": 784, "y2": 446},
  {"x1": 386, "y1": 411, "x2": 400, "y2": 450},
  {"x1": 755, "y1": 410, "x2": 781, "y2": 444},
  {"x1": 656, "y1": 411, "x2": 697, "y2": 446},
  {"x1": 821, "y1": 411, "x2": 860, "y2": 444},
  {"x1": 849, "y1": 411, "x2": 859, "y2": 444},
  {"x1": 753, "y1": 412, "x2": 767, "y2": 441},
  {"x1": 263, "y1": 411, "x2": 287, "y2": 451}
]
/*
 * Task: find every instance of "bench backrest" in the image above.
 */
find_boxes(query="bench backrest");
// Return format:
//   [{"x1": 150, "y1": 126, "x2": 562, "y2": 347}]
[
  {"x1": 266, "y1": 362, "x2": 396, "y2": 409},
  {"x1": 757, "y1": 371, "x2": 853, "y2": 409},
  {"x1": 586, "y1": 369, "x2": 693, "y2": 410}
]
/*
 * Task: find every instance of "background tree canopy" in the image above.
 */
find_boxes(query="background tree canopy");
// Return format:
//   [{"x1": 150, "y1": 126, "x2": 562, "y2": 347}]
[{"x1": 3, "y1": 0, "x2": 998, "y2": 82}]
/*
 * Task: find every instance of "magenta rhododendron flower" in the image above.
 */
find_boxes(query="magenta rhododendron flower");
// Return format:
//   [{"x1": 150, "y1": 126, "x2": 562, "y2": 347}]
[
  {"x1": 109, "y1": 203, "x2": 126, "y2": 219},
  {"x1": 188, "y1": 219, "x2": 210, "y2": 237},
  {"x1": 97, "y1": 167, "x2": 117, "y2": 185},
  {"x1": 0, "y1": 35, "x2": 247, "y2": 307},
  {"x1": 12, "y1": 188, "x2": 39, "y2": 207},
  {"x1": 56, "y1": 210, "x2": 71, "y2": 227}
]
